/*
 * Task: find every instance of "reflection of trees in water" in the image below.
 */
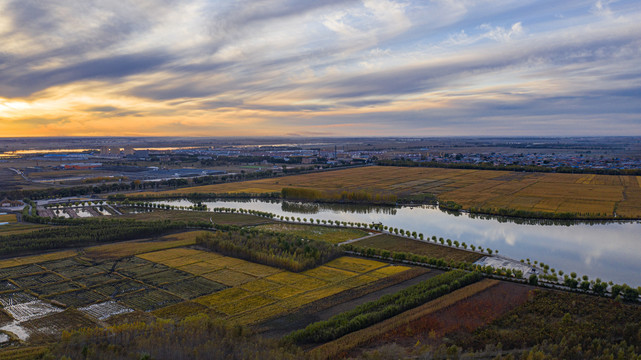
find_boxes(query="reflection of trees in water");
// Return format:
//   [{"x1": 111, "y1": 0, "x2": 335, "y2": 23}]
[
  {"x1": 466, "y1": 212, "x2": 625, "y2": 226},
  {"x1": 281, "y1": 201, "x2": 319, "y2": 214},
  {"x1": 188, "y1": 198, "x2": 280, "y2": 205},
  {"x1": 281, "y1": 201, "x2": 397, "y2": 215}
]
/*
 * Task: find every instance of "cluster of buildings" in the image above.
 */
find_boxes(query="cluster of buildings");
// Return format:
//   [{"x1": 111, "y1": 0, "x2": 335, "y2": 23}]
[
  {"x1": 417, "y1": 151, "x2": 641, "y2": 170},
  {"x1": 12, "y1": 143, "x2": 641, "y2": 172},
  {"x1": 99, "y1": 146, "x2": 136, "y2": 156}
]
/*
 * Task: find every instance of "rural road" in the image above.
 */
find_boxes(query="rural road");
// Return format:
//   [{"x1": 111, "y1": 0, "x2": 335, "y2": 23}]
[{"x1": 338, "y1": 232, "x2": 383, "y2": 246}]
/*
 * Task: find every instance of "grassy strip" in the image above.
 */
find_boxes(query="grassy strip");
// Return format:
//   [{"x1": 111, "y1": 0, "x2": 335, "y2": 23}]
[
  {"x1": 311, "y1": 279, "x2": 499, "y2": 359},
  {"x1": 196, "y1": 229, "x2": 342, "y2": 272},
  {"x1": 285, "y1": 270, "x2": 482, "y2": 344},
  {"x1": 353, "y1": 234, "x2": 482, "y2": 263}
]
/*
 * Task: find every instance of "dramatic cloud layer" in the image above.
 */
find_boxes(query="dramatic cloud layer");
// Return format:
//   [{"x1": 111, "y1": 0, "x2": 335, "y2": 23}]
[{"x1": 1, "y1": 0, "x2": 639, "y2": 136}]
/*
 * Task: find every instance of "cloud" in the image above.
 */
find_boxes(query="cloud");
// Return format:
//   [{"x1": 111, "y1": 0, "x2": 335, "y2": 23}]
[
  {"x1": 480, "y1": 22, "x2": 524, "y2": 42},
  {"x1": 86, "y1": 106, "x2": 119, "y2": 112},
  {"x1": 0, "y1": 0, "x2": 639, "y2": 136},
  {"x1": 592, "y1": 0, "x2": 614, "y2": 16},
  {"x1": 0, "y1": 52, "x2": 172, "y2": 97}
]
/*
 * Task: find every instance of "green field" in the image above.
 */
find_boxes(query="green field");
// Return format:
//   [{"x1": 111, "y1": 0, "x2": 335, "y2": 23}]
[
  {"x1": 254, "y1": 223, "x2": 370, "y2": 244},
  {"x1": 352, "y1": 234, "x2": 483, "y2": 263}
]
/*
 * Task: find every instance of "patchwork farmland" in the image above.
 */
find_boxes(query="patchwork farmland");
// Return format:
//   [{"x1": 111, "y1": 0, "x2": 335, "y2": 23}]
[
  {"x1": 0, "y1": 230, "x2": 419, "y2": 346},
  {"x1": 0, "y1": 212, "x2": 638, "y2": 359}
]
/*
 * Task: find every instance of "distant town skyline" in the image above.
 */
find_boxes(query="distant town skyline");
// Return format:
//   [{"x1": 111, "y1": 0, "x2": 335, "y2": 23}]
[{"x1": 1, "y1": 0, "x2": 640, "y2": 137}]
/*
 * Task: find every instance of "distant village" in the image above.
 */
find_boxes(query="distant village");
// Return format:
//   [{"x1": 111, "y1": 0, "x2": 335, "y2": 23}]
[{"x1": 4, "y1": 141, "x2": 641, "y2": 173}]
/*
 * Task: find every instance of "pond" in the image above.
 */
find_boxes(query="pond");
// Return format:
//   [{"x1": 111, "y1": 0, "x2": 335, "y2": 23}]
[{"x1": 155, "y1": 199, "x2": 641, "y2": 287}]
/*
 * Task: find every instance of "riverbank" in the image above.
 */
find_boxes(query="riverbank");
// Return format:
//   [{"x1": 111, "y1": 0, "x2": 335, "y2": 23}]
[{"x1": 125, "y1": 166, "x2": 641, "y2": 220}]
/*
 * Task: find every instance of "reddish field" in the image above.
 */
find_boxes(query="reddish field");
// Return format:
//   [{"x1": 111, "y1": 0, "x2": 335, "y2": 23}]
[{"x1": 356, "y1": 281, "x2": 532, "y2": 355}]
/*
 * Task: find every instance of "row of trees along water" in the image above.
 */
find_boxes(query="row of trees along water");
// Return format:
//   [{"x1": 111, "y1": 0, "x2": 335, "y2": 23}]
[
  {"x1": 195, "y1": 229, "x2": 342, "y2": 272},
  {"x1": 114, "y1": 200, "x2": 501, "y2": 255},
  {"x1": 376, "y1": 159, "x2": 641, "y2": 176},
  {"x1": 344, "y1": 244, "x2": 640, "y2": 303}
]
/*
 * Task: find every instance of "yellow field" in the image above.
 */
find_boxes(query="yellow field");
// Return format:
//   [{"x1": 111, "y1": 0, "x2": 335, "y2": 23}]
[
  {"x1": 239, "y1": 278, "x2": 279, "y2": 292},
  {"x1": 177, "y1": 262, "x2": 223, "y2": 275},
  {"x1": 195, "y1": 287, "x2": 252, "y2": 307},
  {"x1": 368, "y1": 265, "x2": 413, "y2": 278},
  {"x1": 158, "y1": 256, "x2": 201, "y2": 268},
  {"x1": 139, "y1": 246, "x2": 412, "y2": 325},
  {"x1": 134, "y1": 166, "x2": 641, "y2": 218},
  {"x1": 303, "y1": 266, "x2": 359, "y2": 283},
  {"x1": 83, "y1": 231, "x2": 203, "y2": 259},
  {"x1": 214, "y1": 294, "x2": 275, "y2": 316},
  {"x1": 0, "y1": 250, "x2": 76, "y2": 269},
  {"x1": 324, "y1": 257, "x2": 387, "y2": 273},
  {"x1": 263, "y1": 284, "x2": 306, "y2": 300},
  {"x1": 0, "y1": 214, "x2": 17, "y2": 223},
  {"x1": 137, "y1": 247, "x2": 205, "y2": 263},
  {"x1": 201, "y1": 269, "x2": 257, "y2": 286},
  {"x1": 340, "y1": 274, "x2": 378, "y2": 288}
]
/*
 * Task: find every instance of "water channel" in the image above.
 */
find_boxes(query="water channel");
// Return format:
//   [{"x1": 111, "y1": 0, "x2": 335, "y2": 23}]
[{"x1": 156, "y1": 199, "x2": 641, "y2": 287}]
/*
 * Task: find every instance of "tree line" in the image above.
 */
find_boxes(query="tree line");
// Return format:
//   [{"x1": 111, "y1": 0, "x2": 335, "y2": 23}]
[
  {"x1": 285, "y1": 270, "x2": 482, "y2": 344},
  {"x1": 47, "y1": 313, "x2": 302, "y2": 360},
  {"x1": 376, "y1": 159, "x2": 641, "y2": 176},
  {"x1": 0, "y1": 219, "x2": 184, "y2": 257},
  {"x1": 195, "y1": 229, "x2": 342, "y2": 272}
]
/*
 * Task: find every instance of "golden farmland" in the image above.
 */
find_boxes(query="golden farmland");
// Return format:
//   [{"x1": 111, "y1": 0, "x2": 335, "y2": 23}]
[
  {"x1": 138, "y1": 166, "x2": 641, "y2": 218},
  {"x1": 142, "y1": 247, "x2": 411, "y2": 325}
]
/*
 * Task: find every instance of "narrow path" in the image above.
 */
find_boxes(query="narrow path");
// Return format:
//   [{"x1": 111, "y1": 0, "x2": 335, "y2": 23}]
[
  {"x1": 338, "y1": 232, "x2": 383, "y2": 246},
  {"x1": 107, "y1": 204, "x2": 123, "y2": 215}
]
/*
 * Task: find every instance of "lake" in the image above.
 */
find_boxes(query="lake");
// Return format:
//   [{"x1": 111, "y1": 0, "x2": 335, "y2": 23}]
[{"x1": 155, "y1": 199, "x2": 641, "y2": 287}]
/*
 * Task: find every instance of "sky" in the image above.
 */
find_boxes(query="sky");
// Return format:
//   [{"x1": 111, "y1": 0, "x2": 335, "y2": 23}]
[{"x1": 0, "y1": 0, "x2": 640, "y2": 137}]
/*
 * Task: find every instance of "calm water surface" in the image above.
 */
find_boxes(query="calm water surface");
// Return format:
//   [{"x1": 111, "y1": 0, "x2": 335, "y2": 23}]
[{"x1": 156, "y1": 199, "x2": 641, "y2": 287}]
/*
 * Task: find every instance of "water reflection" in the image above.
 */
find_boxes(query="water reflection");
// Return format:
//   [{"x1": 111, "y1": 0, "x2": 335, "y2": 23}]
[
  {"x1": 281, "y1": 201, "x2": 397, "y2": 215},
  {"x1": 155, "y1": 199, "x2": 641, "y2": 286}
]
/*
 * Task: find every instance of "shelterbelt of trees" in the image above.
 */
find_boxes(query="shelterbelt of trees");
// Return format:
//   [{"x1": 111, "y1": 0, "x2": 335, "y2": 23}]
[
  {"x1": 196, "y1": 229, "x2": 342, "y2": 272},
  {"x1": 376, "y1": 159, "x2": 641, "y2": 176},
  {"x1": 0, "y1": 218, "x2": 184, "y2": 257}
]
